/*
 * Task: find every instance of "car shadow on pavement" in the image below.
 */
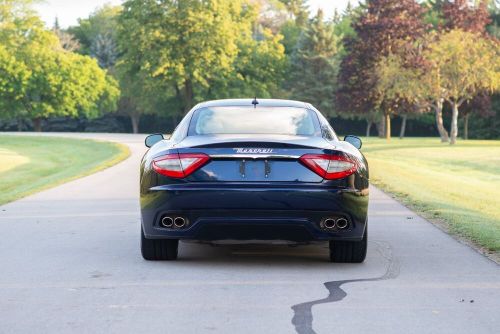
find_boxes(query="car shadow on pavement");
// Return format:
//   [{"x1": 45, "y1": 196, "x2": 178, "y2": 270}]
[{"x1": 176, "y1": 242, "x2": 332, "y2": 265}]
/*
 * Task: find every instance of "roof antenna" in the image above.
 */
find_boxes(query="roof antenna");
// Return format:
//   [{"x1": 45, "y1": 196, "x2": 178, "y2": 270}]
[{"x1": 252, "y1": 96, "x2": 259, "y2": 109}]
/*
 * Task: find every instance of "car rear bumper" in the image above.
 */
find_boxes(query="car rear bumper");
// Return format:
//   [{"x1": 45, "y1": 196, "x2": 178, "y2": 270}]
[{"x1": 141, "y1": 184, "x2": 369, "y2": 242}]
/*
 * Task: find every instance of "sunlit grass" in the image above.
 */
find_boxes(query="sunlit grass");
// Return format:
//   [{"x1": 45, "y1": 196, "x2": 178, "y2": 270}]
[
  {"x1": 362, "y1": 138, "x2": 500, "y2": 253},
  {"x1": 0, "y1": 148, "x2": 30, "y2": 173},
  {"x1": 0, "y1": 135, "x2": 129, "y2": 205}
]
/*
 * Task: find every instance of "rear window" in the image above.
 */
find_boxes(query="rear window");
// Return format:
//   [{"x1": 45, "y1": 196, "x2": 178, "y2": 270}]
[{"x1": 188, "y1": 106, "x2": 320, "y2": 136}]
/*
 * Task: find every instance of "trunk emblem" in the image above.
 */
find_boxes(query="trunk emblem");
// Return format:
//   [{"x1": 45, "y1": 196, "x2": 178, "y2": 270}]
[{"x1": 234, "y1": 148, "x2": 274, "y2": 154}]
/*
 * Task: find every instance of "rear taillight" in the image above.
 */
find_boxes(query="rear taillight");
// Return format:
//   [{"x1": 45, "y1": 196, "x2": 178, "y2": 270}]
[
  {"x1": 299, "y1": 154, "x2": 357, "y2": 180},
  {"x1": 152, "y1": 153, "x2": 210, "y2": 178}
]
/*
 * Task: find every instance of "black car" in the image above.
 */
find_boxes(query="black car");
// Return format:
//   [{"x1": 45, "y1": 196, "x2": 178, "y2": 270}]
[{"x1": 140, "y1": 99, "x2": 369, "y2": 263}]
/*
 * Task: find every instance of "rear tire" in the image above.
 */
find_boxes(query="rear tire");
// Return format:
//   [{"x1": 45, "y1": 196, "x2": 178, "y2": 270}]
[
  {"x1": 141, "y1": 227, "x2": 179, "y2": 261},
  {"x1": 329, "y1": 226, "x2": 367, "y2": 263}
]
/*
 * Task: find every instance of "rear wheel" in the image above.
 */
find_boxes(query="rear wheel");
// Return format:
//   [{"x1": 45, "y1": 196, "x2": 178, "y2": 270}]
[
  {"x1": 141, "y1": 228, "x2": 179, "y2": 261},
  {"x1": 329, "y1": 226, "x2": 367, "y2": 263}
]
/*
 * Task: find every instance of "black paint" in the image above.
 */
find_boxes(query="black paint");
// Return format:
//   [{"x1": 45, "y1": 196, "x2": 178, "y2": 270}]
[{"x1": 291, "y1": 242, "x2": 400, "y2": 334}]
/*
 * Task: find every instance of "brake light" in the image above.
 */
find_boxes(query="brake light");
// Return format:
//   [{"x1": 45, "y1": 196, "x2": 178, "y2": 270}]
[
  {"x1": 152, "y1": 153, "x2": 210, "y2": 178},
  {"x1": 299, "y1": 154, "x2": 357, "y2": 180}
]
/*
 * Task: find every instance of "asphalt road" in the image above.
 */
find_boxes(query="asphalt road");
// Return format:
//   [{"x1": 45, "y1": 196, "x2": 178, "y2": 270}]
[{"x1": 0, "y1": 133, "x2": 498, "y2": 334}]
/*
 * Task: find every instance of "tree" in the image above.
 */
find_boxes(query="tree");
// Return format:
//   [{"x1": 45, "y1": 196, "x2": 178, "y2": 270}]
[
  {"x1": 422, "y1": 0, "x2": 447, "y2": 28},
  {"x1": 249, "y1": 0, "x2": 288, "y2": 34},
  {"x1": 278, "y1": 0, "x2": 308, "y2": 26},
  {"x1": 117, "y1": 0, "x2": 286, "y2": 126},
  {"x1": 118, "y1": 0, "x2": 251, "y2": 114},
  {"x1": 425, "y1": 30, "x2": 500, "y2": 144},
  {"x1": 442, "y1": 0, "x2": 491, "y2": 34},
  {"x1": 278, "y1": 0, "x2": 309, "y2": 56},
  {"x1": 375, "y1": 53, "x2": 429, "y2": 139},
  {"x1": 20, "y1": 31, "x2": 119, "y2": 131},
  {"x1": 377, "y1": 30, "x2": 500, "y2": 144},
  {"x1": 460, "y1": 92, "x2": 493, "y2": 139},
  {"x1": 336, "y1": 0, "x2": 428, "y2": 140},
  {"x1": 68, "y1": 4, "x2": 122, "y2": 69},
  {"x1": 0, "y1": 0, "x2": 119, "y2": 131},
  {"x1": 441, "y1": 0, "x2": 493, "y2": 140},
  {"x1": 213, "y1": 29, "x2": 286, "y2": 99},
  {"x1": 288, "y1": 10, "x2": 340, "y2": 115},
  {"x1": 52, "y1": 18, "x2": 80, "y2": 52},
  {"x1": 0, "y1": 45, "x2": 30, "y2": 121}
]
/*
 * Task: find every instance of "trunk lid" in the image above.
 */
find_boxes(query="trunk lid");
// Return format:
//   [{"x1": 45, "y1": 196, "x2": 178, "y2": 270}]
[{"x1": 176, "y1": 135, "x2": 334, "y2": 183}]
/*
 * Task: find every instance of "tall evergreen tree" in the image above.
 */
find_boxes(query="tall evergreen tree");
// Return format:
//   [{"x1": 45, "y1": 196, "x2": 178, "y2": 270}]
[
  {"x1": 279, "y1": 0, "x2": 308, "y2": 25},
  {"x1": 288, "y1": 10, "x2": 339, "y2": 115},
  {"x1": 90, "y1": 33, "x2": 118, "y2": 69},
  {"x1": 52, "y1": 18, "x2": 80, "y2": 52}
]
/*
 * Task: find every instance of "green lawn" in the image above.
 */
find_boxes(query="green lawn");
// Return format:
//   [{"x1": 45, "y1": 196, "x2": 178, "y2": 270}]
[
  {"x1": 0, "y1": 135, "x2": 129, "y2": 205},
  {"x1": 362, "y1": 137, "x2": 500, "y2": 254}
]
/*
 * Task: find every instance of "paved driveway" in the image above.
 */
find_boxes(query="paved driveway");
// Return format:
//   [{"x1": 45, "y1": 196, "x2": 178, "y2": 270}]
[{"x1": 0, "y1": 133, "x2": 498, "y2": 334}]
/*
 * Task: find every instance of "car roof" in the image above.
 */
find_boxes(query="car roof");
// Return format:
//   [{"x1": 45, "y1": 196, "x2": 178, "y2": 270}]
[{"x1": 193, "y1": 99, "x2": 311, "y2": 110}]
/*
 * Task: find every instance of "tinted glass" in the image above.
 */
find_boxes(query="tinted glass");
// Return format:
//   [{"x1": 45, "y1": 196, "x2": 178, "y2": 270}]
[{"x1": 188, "y1": 107, "x2": 320, "y2": 136}]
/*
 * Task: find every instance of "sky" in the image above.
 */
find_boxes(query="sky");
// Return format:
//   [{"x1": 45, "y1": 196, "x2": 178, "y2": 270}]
[{"x1": 35, "y1": 0, "x2": 354, "y2": 28}]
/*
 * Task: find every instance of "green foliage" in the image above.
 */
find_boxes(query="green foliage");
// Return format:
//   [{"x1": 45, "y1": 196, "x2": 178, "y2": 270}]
[
  {"x1": 422, "y1": 0, "x2": 447, "y2": 28},
  {"x1": 117, "y1": 0, "x2": 286, "y2": 117},
  {"x1": 219, "y1": 29, "x2": 286, "y2": 98},
  {"x1": 0, "y1": 0, "x2": 119, "y2": 127},
  {"x1": 376, "y1": 29, "x2": 500, "y2": 143},
  {"x1": 425, "y1": 30, "x2": 499, "y2": 104},
  {"x1": 377, "y1": 30, "x2": 500, "y2": 105},
  {"x1": 118, "y1": 0, "x2": 245, "y2": 113},
  {"x1": 288, "y1": 10, "x2": 340, "y2": 115},
  {"x1": 278, "y1": 0, "x2": 308, "y2": 26},
  {"x1": 337, "y1": 0, "x2": 428, "y2": 140},
  {"x1": 67, "y1": 4, "x2": 122, "y2": 63},
  {"x1": 0, "y1": 45, "x2": 29, "y2": 118},
  {"x1": 375, "y1": 53, "x2": 423, "y2": 105},
  {"x1": 279, "y1": 20, "x2": 302, "y2": 55}
]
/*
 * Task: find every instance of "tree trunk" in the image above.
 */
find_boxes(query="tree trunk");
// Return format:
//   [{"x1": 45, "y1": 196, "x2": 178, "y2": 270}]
[
  {"x1": 449, "y1": 102, "x2": 459, "y2": 145},
  {"x1": 377, "y1": 116, "x2": 385, "y2": 138},
  {"x1": 32, "y1": 117, "x2": 42, "y2": 132},
  {"x1": 463, "y1": 113, "x2": 469, "y2": 140},
  {"x1": 183, "y1": 79, "x2": 194, "y2": 113},
  {"x1": 385, "y1": 113, "x2": 391, "y2": 141},
  {"x1": 399, "y1": 114, "x2": 407, "y2": 139},
  {"x1": 17, "y1": 118, "x2": 23, "y2": 132},
  {"x1": 130, "y1": 113, "x2": 140, "y2": 134},
  {"x1": 434, "y1": 100, "x2": 449, "y2": 142},
  {"x1": 366, "y1": 120, "x2": 373, "y2": 137}
]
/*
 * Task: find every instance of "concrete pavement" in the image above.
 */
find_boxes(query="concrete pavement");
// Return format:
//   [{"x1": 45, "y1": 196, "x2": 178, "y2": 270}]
[{"x1": 0, "y1": 133, "x2": 498, "y2": 334}]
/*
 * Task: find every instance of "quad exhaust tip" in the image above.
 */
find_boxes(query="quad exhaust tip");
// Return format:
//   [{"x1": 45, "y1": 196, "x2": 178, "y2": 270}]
[
  {"x1": 161, "y1": 217, "x2": 174, "y2": 228},
  {"x1": 323, "y1": 219, "x2": 336, "y2": 229},
  {"x1": 174, "y1": 217, "x2": 187, "y2": 228},
  {"x1": 336, "y1": 218, "x2": 349, "y2": 229}
]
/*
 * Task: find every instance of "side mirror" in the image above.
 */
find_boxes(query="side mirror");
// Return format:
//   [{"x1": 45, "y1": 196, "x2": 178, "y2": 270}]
[
  {"x1": 344, "y1": 135, "x2": 362, "y2": 149},
  {"x1": 145, "y1": 133, "x2": 164, "y2": 148}
]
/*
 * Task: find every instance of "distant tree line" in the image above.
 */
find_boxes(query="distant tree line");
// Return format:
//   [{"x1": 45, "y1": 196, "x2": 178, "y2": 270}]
[{"x1": 1, "y1": 0, "x2": 499, "y2": 143}]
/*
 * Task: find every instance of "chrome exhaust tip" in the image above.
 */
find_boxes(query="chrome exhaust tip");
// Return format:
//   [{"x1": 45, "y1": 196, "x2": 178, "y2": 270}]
[
  {"x1": 174, "y1": 217, "x2": 186, "y2": 228},
  {"x1": 161, "y1": 216, "x2": 174, "y2": 228},
  {"x1": 336, "y1": 218, "x2": 349, "y2": 229},
  {"x1": 323, "y1": 218, "x2": 336, "y2": 229}
]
